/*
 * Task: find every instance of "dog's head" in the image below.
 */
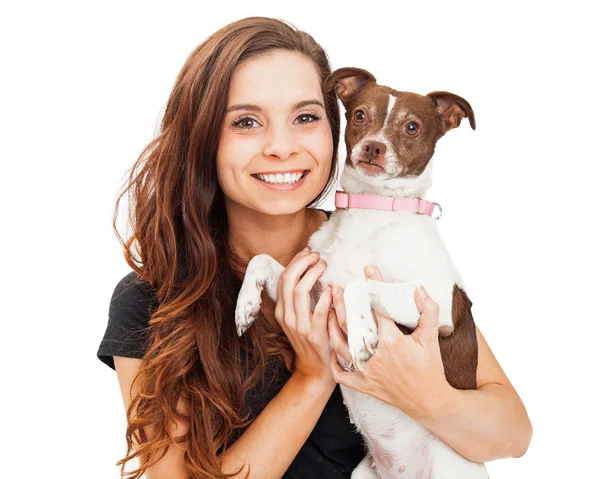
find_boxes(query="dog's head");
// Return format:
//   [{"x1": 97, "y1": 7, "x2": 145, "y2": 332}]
[{"x1": 324, "y1": 67, "x2": 475, "y2": 196}]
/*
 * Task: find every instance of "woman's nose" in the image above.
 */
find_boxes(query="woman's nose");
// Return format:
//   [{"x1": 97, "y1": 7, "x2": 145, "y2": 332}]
[{"x1": 262, "y1": 123, "x2": 299, "y2": 160}]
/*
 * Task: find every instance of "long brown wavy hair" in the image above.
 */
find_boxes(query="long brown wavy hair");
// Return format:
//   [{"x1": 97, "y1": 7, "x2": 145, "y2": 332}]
[{"x1": 111, "y1": 16, "x2": 341, "y2": 479}]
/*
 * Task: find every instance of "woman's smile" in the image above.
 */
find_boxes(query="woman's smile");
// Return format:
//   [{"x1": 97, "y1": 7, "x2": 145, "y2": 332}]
[{"x1": 251, "y1": 169, "x2": 310, "y2": 191}]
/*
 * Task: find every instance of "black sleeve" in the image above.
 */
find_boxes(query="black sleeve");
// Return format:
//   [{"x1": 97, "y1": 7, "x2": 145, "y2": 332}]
[{"x1": 97, "y1": 271, "x2": 158, "y2": 370}]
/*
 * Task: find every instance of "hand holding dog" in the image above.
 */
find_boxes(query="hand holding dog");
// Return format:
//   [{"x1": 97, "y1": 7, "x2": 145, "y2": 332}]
[
  {"x1": 328, "y1": 265, "x2": 452, "y2": 420},
  {"x1": 274, "y1": 247, "x2": 336, "y2": 389}
]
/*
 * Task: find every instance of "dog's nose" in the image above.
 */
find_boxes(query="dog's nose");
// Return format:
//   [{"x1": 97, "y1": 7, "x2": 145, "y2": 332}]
[{"x1": 361, "y1": 141, "x2": 387, "y2": 164}]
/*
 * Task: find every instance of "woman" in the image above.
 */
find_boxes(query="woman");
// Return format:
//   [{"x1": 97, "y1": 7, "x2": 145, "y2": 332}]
[{"x1": 97, "y1": 16, "x2": 532, "y2": 479}]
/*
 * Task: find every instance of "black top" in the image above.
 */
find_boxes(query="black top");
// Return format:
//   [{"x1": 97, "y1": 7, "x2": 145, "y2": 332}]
[{"x1": 97, "y1": 210, "x2": 366, "y2": 478}]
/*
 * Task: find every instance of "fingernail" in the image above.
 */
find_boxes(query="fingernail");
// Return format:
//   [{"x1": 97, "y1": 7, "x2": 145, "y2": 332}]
[
  {"x1": 418, "y1": 285, "x2": 429, "y2": 298},
  {"x1": 303, "y1": 246, "x2": 310, "y2": 252},
  {"x1": 318, "y1": 261, "x2": 327, "y2": 268},
  {"x1": 332, "y1": 286, "x2": 339, "y2": 296},
  {"x1": 365, "y1": 265, "x2": 374, "y2": 276}
]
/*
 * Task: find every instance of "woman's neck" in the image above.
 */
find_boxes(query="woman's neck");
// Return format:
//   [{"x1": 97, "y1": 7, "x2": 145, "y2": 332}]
[{"x1": 226, "y1": 200, "x2": 325, "y2": 267}]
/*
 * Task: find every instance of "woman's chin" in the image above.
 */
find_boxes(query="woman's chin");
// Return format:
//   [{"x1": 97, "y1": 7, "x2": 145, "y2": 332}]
[{"x1": 258, "y1": 200, "x2": 309, "y2": 216}]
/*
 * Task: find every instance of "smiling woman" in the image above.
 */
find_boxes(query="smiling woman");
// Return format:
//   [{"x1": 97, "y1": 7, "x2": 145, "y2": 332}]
[
  {"x1": 97, "y1": 15, "x2": 365, "y2": 479},
  {"x1": 217, "y1": 50, "x2": 334, "y2": 216}
]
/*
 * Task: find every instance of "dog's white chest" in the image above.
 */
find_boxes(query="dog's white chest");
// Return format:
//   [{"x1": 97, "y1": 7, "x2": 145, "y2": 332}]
[{"x1": 308, "y1": 208, "x2": 464, "y2": 297}]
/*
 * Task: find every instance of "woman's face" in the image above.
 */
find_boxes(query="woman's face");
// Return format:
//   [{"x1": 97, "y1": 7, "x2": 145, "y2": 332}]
[{"x1": 217, "y1": 49, "x2": 334, "y2": 216}]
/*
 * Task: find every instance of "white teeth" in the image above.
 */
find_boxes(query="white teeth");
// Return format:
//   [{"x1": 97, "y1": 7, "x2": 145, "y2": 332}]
[{"x1": 256, "y1": 171, "x2": 305, "y2": 184}]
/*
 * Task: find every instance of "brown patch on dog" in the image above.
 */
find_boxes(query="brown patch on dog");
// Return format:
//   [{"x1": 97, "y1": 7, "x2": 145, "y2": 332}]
[{"x1": 440, "y1": 285, "x2": 478, "y2": 390}]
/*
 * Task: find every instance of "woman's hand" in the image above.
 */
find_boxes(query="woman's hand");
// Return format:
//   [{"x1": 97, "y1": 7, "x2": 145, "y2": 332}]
[
  {"x1": 328, "y1": 265, "x2": 452, "y2": 420},
  {"x1": 274, "y1": 247, "x2": 335, "y2": 388}
]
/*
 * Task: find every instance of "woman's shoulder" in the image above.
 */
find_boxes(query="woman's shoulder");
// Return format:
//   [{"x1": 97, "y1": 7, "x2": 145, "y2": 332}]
[
  {"x1": 97, "y1": 271, "x2": 158, "y2": 370},
  {"x1": 109, "y1": 271, "x2": 158, "y2": 322},
  {"x1": 113, "y1": 270, "x2": 156, "y2": 301}
]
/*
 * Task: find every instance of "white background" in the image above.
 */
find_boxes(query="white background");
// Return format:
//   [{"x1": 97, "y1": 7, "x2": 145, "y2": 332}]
[{"x1": 2, "y1": 1, "x2": 598, "y2": 477}]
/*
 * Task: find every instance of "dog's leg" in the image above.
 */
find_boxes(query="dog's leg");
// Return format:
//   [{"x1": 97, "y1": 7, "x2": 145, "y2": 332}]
[
  {"x1": 344, "y1": 279, "x2": 419, "y2": 368},
  {"x1": 343, "y1": 280, "x2": 378, "y2": 369},
  {"x1": 344, "y1": 279, "x2": 455, "y2": 368},
  {"x1": 367, "y1": 279, "x2": 454, "y2": 335},
  {"x1": 367, "y1": 279, "x2": 421, "y2": 329},
  {"x1": 235, "y1": 254, "x2": 283, "y2": 336}
]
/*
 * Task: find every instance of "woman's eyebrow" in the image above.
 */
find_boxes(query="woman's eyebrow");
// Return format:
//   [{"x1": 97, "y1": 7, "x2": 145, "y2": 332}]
[{"x1": 226, "y1": 99, "x2": 325, "y2": 113}]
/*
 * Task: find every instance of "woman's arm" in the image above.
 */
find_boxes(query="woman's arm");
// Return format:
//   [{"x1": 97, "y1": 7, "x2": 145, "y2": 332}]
[
  {"x1": 114, "y1": 356, "x2": 190, "y2": 479},
  {"x1": 218, "y1": 372, "x2": 335, "y2": 478},
  {"x1": 115, "y1": 357, "x2": 336, "y2": 479},
  {"x1": 219, "y1": 249, "x2": 339, "y2": 477},
  {"x1": 114, "y1": 248, "x2": 338, "y2": 479},
  {"x1": 328, "y1": 265, "x2": 532, "y2": 464},
  {"x1": 411, "y1": 324, "x2": 532, "y2": 463}
]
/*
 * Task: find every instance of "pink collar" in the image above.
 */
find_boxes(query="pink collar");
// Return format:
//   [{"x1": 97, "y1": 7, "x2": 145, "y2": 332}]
[{"x1": 334, "y1": 191, "x2": 442, "y2": 219}]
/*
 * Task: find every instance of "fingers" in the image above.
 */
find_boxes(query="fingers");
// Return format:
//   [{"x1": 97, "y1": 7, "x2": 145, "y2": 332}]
[
  {"x1": 365, "y1": 265, "x2": 406, "y2": 338},
  {"x1": 364, "y1": 264, "x2": 384, "y2": 281},
  {"x1": 278, "y1": 250, "x2": 322, "y2": 330},
  {"x1": 330, "y1": 349, "x2": 365, "y2": 391},
  {"x1": 331, "y1": 286, "x2": 347, "y2": 334},
  {"x1": 413, "y1": 285, "x2": 440, "y2": 342},
  {"x1": 312, "y1": 285, "x2": 333, "y2": 338},
  {"x1": 328, "y1": 309, "x2": 351, "y2": 364},
  {"x1": 293, "y1": 259, "x2": 327, "y2": 335},
  {"x1": 372, "y1": 307, "x2": 401, "y2": 340},
  {"x1": 274, "y1": 247, "x2": 312, "y2": 328}
]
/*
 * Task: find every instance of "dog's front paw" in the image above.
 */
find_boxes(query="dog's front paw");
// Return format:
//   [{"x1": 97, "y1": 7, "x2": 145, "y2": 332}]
[
  {"x1": 235, "y1": 279, "x2": 263, "y2": 336},
  {"x1": 347, "y1": 313, "x2": 379, "y2": 370}
]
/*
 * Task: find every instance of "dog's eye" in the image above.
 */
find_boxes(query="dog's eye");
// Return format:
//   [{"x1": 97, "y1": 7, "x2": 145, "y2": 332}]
[
  {"x1": 354, "y1": 110, "x2": 366, "y2": 123},
  {"x1": 405, "y1": 121, "x2": 419, "y2": 135}
]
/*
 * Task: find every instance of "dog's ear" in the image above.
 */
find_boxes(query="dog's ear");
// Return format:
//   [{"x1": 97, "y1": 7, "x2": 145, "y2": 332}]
[
  {"x1": 427, "y1": 91, "x2": 476, "y2": 135},
  {"x1": 324, "y1": 67, "x2": 377, "y2": 104}
]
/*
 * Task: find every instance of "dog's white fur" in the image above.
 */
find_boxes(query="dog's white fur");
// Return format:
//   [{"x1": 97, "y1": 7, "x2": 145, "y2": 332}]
[{"x1": 234, "y1": 94, "x2": 488, "y2": 478}]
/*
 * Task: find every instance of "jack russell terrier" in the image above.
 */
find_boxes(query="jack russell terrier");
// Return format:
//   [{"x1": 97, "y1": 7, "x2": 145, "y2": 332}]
[{"x1": 235, "y1": 67, "x2": 488, "y2": 479}]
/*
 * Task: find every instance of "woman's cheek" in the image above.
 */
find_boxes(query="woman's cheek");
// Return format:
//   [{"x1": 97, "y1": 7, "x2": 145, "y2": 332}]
[
  {"x1": 217, "y1": 134, "x2": 255, "y2": 183},
  {"x1": 313, "y1": 127, "x2": 334, "y2": 179}
]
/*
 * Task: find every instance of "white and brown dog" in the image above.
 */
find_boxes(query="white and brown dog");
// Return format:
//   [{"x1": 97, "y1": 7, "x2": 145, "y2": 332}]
[{"x1": 235, "y1": 67, "x2": 488, "y2": 479}]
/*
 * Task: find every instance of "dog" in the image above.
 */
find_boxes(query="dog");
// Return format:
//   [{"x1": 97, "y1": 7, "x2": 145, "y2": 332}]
[{"x1": 235, "y1": 67, "x2": 488, "y2": 479}]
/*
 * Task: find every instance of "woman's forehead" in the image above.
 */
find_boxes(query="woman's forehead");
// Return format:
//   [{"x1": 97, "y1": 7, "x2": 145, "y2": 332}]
[{"x1": 227, "y1": 51, "x2": 324, "y2": 110}]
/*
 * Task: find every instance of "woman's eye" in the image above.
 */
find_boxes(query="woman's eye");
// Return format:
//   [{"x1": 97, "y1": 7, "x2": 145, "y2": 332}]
[
  {"x1": 232, "y1": 113, "x2": 321, "y2": 129},
  {"x1": 405, "y1": 121, "x2": 419, "y2": 135},
  {"x1": 231, "y1": 116, "x2": 260, "y2": 129},
  {"x1": 295, "y1": 113, "x2": 321, "y2": 124},
  {"x1": 354, "y1": 110, "x2": 366, "y2": 123}
]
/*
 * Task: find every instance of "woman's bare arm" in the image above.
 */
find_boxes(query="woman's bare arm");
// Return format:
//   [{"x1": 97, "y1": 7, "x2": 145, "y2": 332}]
[
  {"x1": 114, "y1": 356, "x2": 190, "y2": 479},
  {"x1": 218, "y1": 371, "x2": 335, "y2": 478},
  {"x1": 414, "y1": 324, "x2": 533, "y2": 463},
  {"x1": 114, "y1": 356, "x2": 336, "y2": 479}
]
